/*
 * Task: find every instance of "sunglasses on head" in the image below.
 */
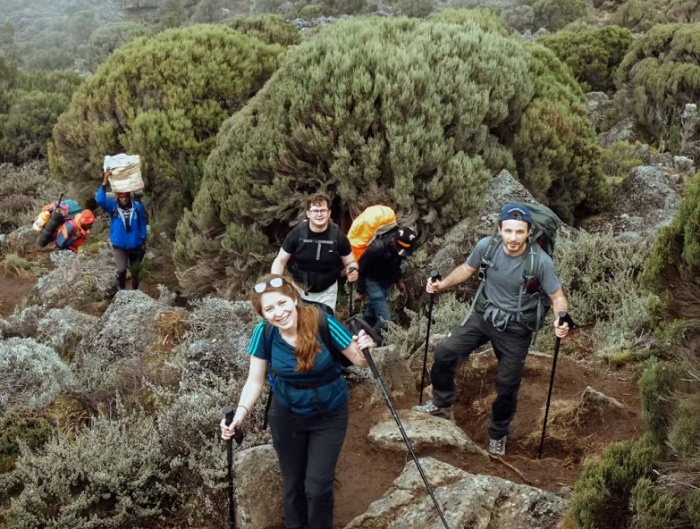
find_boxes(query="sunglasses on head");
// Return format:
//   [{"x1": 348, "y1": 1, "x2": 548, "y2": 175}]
[{"x1": 253, "y1": 277, "x2": 285, "y2": 294}]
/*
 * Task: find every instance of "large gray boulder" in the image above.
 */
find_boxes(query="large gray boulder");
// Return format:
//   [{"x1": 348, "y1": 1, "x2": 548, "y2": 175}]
[
  {"x1": 580, "y1": 165, "x2": 680, "y2": 238},
  {"x1": 234, "y1": 444, "x2": 284, "y2": 529},
  {"x1": 368, "y1": 411, "x2": 489, "y2": 458},
  {"x1": 32, "y1": 248, "x2": 116, "y2": 309},
  {"x1": 344, "y1": 457, "x2": 566, "y2": 529}
]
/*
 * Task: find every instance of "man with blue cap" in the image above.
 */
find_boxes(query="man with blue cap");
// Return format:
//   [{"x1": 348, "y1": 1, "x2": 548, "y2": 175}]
[{"x1": 412, "y1": 204, "x2": 570, "y2": 455}]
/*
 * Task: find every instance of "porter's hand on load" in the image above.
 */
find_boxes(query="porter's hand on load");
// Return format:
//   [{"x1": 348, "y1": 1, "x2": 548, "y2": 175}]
[
  {"x1": 553, "y1": 320, "x2": 570, "y2": 339},
  {"x1": 353, "y1": 329, "x2": 375, "y2": 352}
]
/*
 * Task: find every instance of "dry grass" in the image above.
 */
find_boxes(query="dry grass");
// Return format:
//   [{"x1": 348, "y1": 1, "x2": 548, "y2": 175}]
[
  {"x1": 1, "y1": 252, "x2": 45, "y2": 278},
  {"x1": 521, "y1": 398, "x2": 589, "y2": 452},
  {"x1": 154, "y1": 310, "x2": 190, "y2": 350}
]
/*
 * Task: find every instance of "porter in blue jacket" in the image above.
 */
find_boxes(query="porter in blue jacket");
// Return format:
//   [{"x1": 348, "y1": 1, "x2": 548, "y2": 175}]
[{"x1": 96, "y1": 175, "x2": 148, "y2": 290}]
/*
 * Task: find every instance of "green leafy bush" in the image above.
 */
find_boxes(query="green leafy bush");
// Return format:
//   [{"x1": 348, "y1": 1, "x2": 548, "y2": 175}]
[
  {"x1": 398, "y1": 0, "x2": 434, "y2": 17},
  {"x1": 514, "y1": 43, "x2": 610, "y2": 221},
  {"x1": 570, "y1": 435, "x2": 661, "y2": 529},
  {"x1": 49, "y1": 25, "x2": 285, "y2": 231},
  {"x1": 0, "y1": 162, "x2": 61, "y2": 232},
  {"x1": 640, "y1": 356, "x2": 684, "y2": 443},
  {"x1": 0, "y1": 69, "x2": 81, "y2": 164},
  {"x1": 631, "y1": 478, "x2": 682, "y2": 529},
  {"x1": 84, "y1": 21, "x2": 151, "y2": 72},
  {"x1": 175, "y1": 18, "x2": 606, "y2": 297},
  {"x1": 599, "y1": 140, "x2": 643, "y2": 180},
  {"x1": 5, "y1": 407, "x2": 182, "y2": 529},
  {"x1": 0, "y1": 407, "x2": 52, "y2": 472},
  {"x1": 532, "y1": 0, "x2": 587, "y2": 31},
  {"x1": 665, "y1": 0, "x2": 700, "y2": 22},
  {"x1": 223, "y1": 14, "x2": 302, "y2": 46},
  {"x1": 429, "y1": 8, "x2": 508, "y2": 34},
  {"x1": 539, "y1": 26, "x2": 634, "y2": 93},
  {"x1": 297, "y1": 4, "x2": 326, "y2": 18},
  {"x1": 612, "y1": 0, "x2": 663, "y2": 31},
  {"x1": 613, "y1": 23, "x2": 700, "y2": 146},
  {"x1": 642, "y1": 172, "x2": 700, "y2": 290},
  {"x1": 500, "y1": 5, "x2": 535, "y2": 31}
]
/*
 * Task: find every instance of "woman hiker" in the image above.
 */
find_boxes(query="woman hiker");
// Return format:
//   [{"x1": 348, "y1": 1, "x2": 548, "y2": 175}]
[{"x1": 220, "y1": 274, "x2": 375, "y2": 529}]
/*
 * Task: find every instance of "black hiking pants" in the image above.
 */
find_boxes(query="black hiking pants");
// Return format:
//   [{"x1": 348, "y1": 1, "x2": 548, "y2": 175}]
[
  {"x1": 269, "y1": 398, "x2": 349, "y2": 529},
  {"x1": 431, "y1": 312, "x2": 532, "y2": 440}
]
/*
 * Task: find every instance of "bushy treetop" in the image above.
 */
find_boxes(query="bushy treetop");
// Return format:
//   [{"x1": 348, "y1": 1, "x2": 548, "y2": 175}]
[
  {"x1": 48, "y1": 25, "x2": 286, "y2": 229},
  {"x1": 614, "y1": 23, "x2": 700, "y2": 144},
  {"x1": 174, "y1": 17, "x2": 607, "y2": 297},
  {"x1": 539, "y1": 25, "x2": 634, "y2": 93},
  {"x1": 223, "y1": 14, "x2": 303, "y2": 46}
]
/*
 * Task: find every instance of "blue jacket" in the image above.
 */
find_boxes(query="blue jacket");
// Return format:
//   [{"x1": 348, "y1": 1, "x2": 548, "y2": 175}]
[{"x1": 96, "y1": 186, "x2": 148, "y2": 250}]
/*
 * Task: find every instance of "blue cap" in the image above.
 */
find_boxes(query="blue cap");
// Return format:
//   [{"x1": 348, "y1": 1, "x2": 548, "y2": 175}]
[{"x1": 499, "y1": 204, "x2": 532, "y2": 225}]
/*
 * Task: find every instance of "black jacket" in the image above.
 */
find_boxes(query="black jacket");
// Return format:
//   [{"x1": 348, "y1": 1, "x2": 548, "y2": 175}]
[{"x1": 358, "y1": 233, "x2": 404, "y2": 292}]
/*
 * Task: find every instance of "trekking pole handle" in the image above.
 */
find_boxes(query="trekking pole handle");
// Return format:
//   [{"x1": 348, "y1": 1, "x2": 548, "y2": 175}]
[
  {"x1": 222, "y1": 406, "x2": 244, "y2": 445},
  {"x1": 558, "y1": 312, "x2": 566, "y2": 325},
  {"x1": 429, "y1": 269, "x2": 441, "y2": 282},
  {"x1": 557, "y1": 312, "x2": 575, "y2": 329}
]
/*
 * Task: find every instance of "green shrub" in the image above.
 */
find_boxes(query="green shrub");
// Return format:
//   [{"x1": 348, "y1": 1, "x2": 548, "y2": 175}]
[
  {"x1": 223, "y1": 14, "x2": 302, "y2": 46},
  {"x1": 0, "y1": 162, "x2": 61, "y2": 232},
  {"x1": 613, "y1": 23, "x2": 700, "y2": 146},
  {"x1": 571, "y1": 435, "x2": 661, "y2": 529},
  {"x1": 398, "y1": 0, "x2": 434, "y2": 17},
  {"x1": 642, "y1": 172, "x2": 700, "y2": 290},
  {"x1": 631, "y1": 478, "x2": 682, "y2": 529},
  {"x1": 297, "y1": 4, "x2": 326, "y2": 18},
  {"x1": 0, "y1": 407, "x2": 52, "y2": 472},
  {"x1": 175, "y1": 18, "x2": 606, "y2": 297},
  {"x1": 665, "y1": 0, "x2": 700, "y2": 22},
  {"x1": 5, "y1": 407, "x2": 182, "y2": 529},
  {"x1": 84, "y1": 21, "x2": 151, "y2": 72},
  {"x1": 668, "y1": 395, "x2": 700, "y2": 458},
  {"x1": 539, "y1": 26, "x2": 634, "y2": 93},
  {"x1": 688, "y1": 489, "x2": 700, "y2": 528},
  {"x1": 532, "y1": 0, "x2": 587, "y2": 31},
  {"x1": 599, "y1": 140, "x2": 643, "y2": 180},
  {"x1": 429, "y1": 8, "x2": 508, "y2": 34},
  {"x1": 500, "y1": 5, "x2": 535, "y2": 31},
  {"x1": 612, "y1": 0, "x2": 663, "y2": 31},
  {"x1": 49, "y1": 25, "x2": 285, "y2": 232},
  {"x1": 640, "y1": 357, "x2": 684, "y2": 444},
  {"x1": 514, "y1": 43, "x2": 610, "y2": 222}
]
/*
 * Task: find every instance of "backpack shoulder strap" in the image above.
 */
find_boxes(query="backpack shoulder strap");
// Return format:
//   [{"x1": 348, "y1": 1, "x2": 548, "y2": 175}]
[
  {"x1": 263, "y1": 322, "x2": 276, "y2": 383},
  {"x1": 523, "y1": 241, "x2": 542, "y2": 281},
  {"x1": 316, "y1": 307, "x2": 351, "y2": 367}
]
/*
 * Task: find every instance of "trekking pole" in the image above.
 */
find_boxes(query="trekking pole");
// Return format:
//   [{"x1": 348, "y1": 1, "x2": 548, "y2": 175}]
[
  {"x1": 222, "y1": 406, "x2": 245, "y2": 529},
  {"x1": 419, "y1": 269, "x2": 441, "y2": 405},
  {"x1": 348, "y1": 319, "x2": 451, "y2": 529},
  {"x1": 348, "y1": 266, "x2": 357, "y2": 316},
  {"x1": 538, "y1": 312, "x2": 575, "y2": 459}
]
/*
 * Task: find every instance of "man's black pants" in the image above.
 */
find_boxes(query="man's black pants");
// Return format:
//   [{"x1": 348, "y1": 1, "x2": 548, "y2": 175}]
[
  {"x1": 269, "y1": 399, "x2": 348, "y2": 529},
  {"x1": 430, "y1": 312, "x2": 532, "y2": 440}
]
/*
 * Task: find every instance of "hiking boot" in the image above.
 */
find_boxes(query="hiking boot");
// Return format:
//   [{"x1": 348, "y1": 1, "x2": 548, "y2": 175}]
[
  {"x1": 117, "y1": 271, "x2": 127, "y2": 291},
  {"x1": 489, "y1": 436, "x2": 507, "y2": 456},
  {"x1": 412, "y1": 400, "x2": 452, "y2": 420}
]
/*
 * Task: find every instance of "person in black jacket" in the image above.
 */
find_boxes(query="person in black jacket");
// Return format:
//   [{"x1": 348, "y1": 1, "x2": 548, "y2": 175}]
[
  {"x1": 357, "y1": 226, "x2": 417, "y2": 335},
  {"x1": 271, "y1": 192, "x2": 358, "y2": 313}
]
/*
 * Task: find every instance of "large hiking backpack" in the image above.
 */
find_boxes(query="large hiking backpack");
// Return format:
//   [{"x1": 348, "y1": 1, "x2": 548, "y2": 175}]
[
  {"x1": 464, "y1": 202, "x2": 561, "y2": 344},
  {"x1": 35, "y1": 199, "x2": 83, "y2": 248},
  {"x1": 348, "y1": 205, "x2": 397, "y2": 263}
]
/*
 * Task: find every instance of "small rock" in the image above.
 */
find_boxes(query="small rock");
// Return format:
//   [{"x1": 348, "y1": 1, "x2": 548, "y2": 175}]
[
  {"x1": 582, "y1": 386, "x2": 625, "y2": 410},
  {"x1": 234, "y1": 445, "x2": 283, "y2": 529}
]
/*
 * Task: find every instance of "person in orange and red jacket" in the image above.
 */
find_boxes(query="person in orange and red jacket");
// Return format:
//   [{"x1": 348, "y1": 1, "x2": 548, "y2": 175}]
[{"x1": 55, "y1": 210, "x2": 95, "y2": 253}]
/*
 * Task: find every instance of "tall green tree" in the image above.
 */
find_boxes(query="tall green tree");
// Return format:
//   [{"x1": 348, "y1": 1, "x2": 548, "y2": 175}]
[
  {"x1": 174, "y1": 17, "x2": 606, "y2": 297},
  {"x1": 49, "y1": 25, "x2": 286, "y2": 230}
]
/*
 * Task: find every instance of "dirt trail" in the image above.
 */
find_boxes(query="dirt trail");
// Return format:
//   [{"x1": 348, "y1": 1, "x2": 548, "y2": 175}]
[{"x1": 326, "y1": 354, "x2": 643, "y2": 528}]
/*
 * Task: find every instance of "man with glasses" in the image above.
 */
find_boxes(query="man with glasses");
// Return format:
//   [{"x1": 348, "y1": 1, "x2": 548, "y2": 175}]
[
  {"x1": 412, "y1": 204, "x2": 570, "y2": 456},
  {"x1": 272, "y1": 192, "x2": 358, "y2": 312}
]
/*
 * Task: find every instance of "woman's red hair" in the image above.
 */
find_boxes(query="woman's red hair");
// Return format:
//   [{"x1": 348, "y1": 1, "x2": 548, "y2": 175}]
[{"x1": 251, "y1": 274, "x2": 321, "y2": 372}]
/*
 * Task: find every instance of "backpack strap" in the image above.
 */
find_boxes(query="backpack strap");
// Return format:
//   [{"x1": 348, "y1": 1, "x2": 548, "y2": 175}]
[
  {"x1": 262, "y1": 322, "x2": 275, "y2": 430},
  {"x1": 461, "y1": 236, "x2": 500, "y2": 326}
]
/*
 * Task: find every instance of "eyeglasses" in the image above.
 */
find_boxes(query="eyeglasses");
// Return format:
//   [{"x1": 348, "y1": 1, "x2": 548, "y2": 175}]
[
  {"x1": 253, "y1": 277, "x2": 285, "y2": 294},
  {"x1": 308, "y1": 208, "x2": 329, "y2": 216}
]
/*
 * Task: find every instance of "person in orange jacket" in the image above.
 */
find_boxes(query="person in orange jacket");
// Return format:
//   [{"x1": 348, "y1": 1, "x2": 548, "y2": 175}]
[{"x1": 55, "y1": 210, "x2": 95, "y2": 253}]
